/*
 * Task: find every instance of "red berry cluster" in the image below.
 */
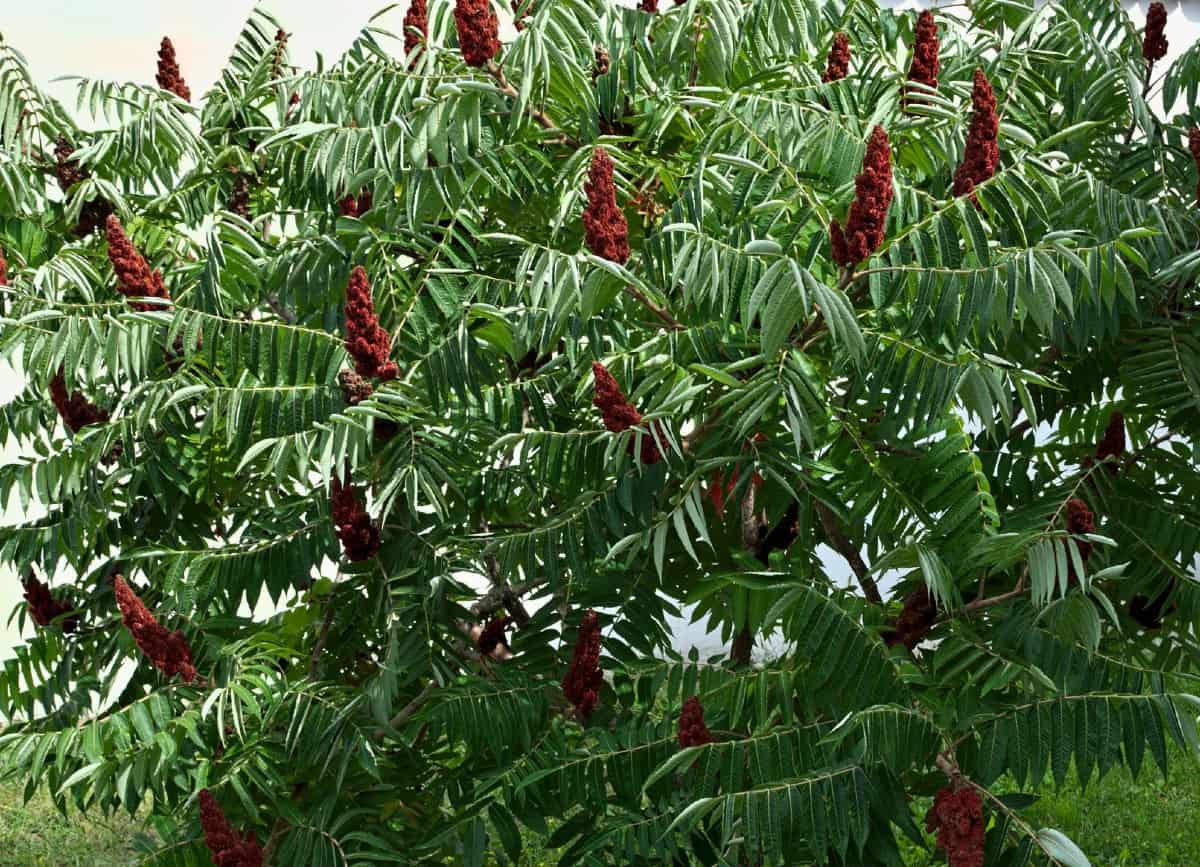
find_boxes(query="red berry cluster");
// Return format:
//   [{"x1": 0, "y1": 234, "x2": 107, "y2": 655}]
[
  {"x1": 476, "y1": 615, "x2": 512, "y2": 656},
  {"x1": 404, "y1": 0, "x2": 428, "y2": 62},
  {"x1": 582, "y1": 148, "x2": 631, "y2": 265},
  {"x1": 593, "y1": 46, "x2": 610, "y2": 79},
  {"x1": 156, "y1": 37, "x2": 191, "y2": 101},
  {"x1": 906, "y1": 10, "x2": 940, "y2": 101},
  {"x1": 1143, "y1": 2, "x2": 1168, "y2": 62},
  {"x1": 0, "y1": 246, "x2": 7, "y2": 285},
  {"x1": 562, "y1": 609, "x2": 603, "y2": 718},
  {"x1": 925, "y1": 787, "x2": 985, "y2": 867},
  {"x1": 338, "y1": 369, "x2": 374, "y2": 406},
  {"x1": 106, "y1": 216, "x2": 171, "y2": 311},
  {"x1": 512, "y1": 0, "x2": 535, "y2": 31},
  {"x1": 1188, "y1": 128, "x2": 1200, "y2": 207},
  {"x1": 1130, "y1": 580, "x2": 1178, "y2": 630},
  {"x1": 114, "y1": 575, "x2": 197, "y2": 683},
  {"x1": 344, "y1": 266, "x2": 399, "y2": 381},
  {"x1": 677, "y1": 696, "x2": 714, "y2": 748},
  {"x1": 22, "y1": 572, "x2": 78, "y2": 633},
  {"x1": 50, "y1": 369, "x2": 109, "y2": 433},
  {"x1": 881, "y1": 586, "x2": 938, "y2": 650},
  {"x1": 591, "y1": 362, "x2": 662, "y2": 464},
  {"x1": 338, "y1": 189, "x2": 373, "y2": 218},
  {"x1": 271, "y1": 29, "x2": 289, "y2": 81},
  {"x1": 54, "y1": 137, "x2": 114, "y2": 236},
  {"x1": 951, "y1": 69, "x2": 1000, "y2": 205},
  {"x1": 830, "y1": 126, "x2": 893, "y2": 268},
  {"x1": 822, "y1": 33, "x2": 850, "y2": 83},
  {"x1": 454, "y1": 0, "x2": 500, "y2": 68},
  {"x1": 228, "y1": 170, "x2": 251, "y2": 218},
  {"x1": 639, "y1": 0, "x2": 659, "y2": 11},
  {"x1": 1065, "y1": 497, "x2": 1095, "y2": 585},
  {"x1": 1094, "y1": 411, "x2": 1125, "y2": 466},
  {"x1": 199, "y1": 790, "x2": 264, "y2": 867},
  {"x1": 331, "y1": 476, "x2": 381, "y2": 561}
]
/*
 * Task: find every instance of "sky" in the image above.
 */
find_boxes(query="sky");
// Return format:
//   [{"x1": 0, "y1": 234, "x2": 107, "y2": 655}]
[{"x1": 1, "y1": 0, "x2": 1198, "y2": 662}]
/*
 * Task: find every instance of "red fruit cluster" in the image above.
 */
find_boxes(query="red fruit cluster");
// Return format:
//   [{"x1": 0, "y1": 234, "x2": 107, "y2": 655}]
[
  {"x1": 338, "y1": 189, "x2": 373, "y2": 218},
  {"x1": 952, "y1": 69, "x2": 1000, "y2": 205},
  {"x1": 199, "y1": 790, "x2": 264, "y2": 867},
  {"x1": 1094, "y1": 411, "x2": 1126, "y2": 466},
  {"x1": 50, "y1": 369, "x2": 109, "y2": 433},
  {"x1": 1189, "y1": 128, "x2": 1200, "y2": 207},
  {"x1": 677, "y1": 696, "x2": 714, "y2": 748},
  {"x1": 338, "y1": 369, "x2": 374, "y2": 406},
  {"x1": 404, "y1": 0, "x2": 428, "y2": 61},
  {"x1": 331, "y1": 476, "x2": 381, "y2": 561},
  {"x1": 562, "y1": 609, "x2": 603, "y2": 718},
  {"x1": 882, "y1": 586, "x2": 938, "y2": 650},
  {"x1": 54, "y1": 137, "x2": 114, "y2": 236},
  {"x1": 592, "y1": 362, "x2": 662, "y2": 464},
  {"x1": 344, "y1": 266, "x2": 399, "y2": 381},
  {"x1": 906, "y1": 10, "x2": 940, "y2": 100},
  {"x1": 271, "y1": 29, "x2": 289, "y2": 80},
  {"x1": 228, "y1": 171, "x2": 251, "y2": 218},
  {"x1": 156, "y1": 37, "x2": 192, "y2": 101},
  {"x1": 114, "y1": 575, "x2": 197, "y2": 683},
  {"x1": 476, "y1": 615, "x2": 512, "y2": 655},
  {"x1": 1065, "y1": 497, "x2": 1095, "y2": 585},
  {"x1": 582, "y1": 148, "x2": 631, "y2": 264},
  {"x1": 925, "y1": 787, "x2": 985, "y2": 867},
  {"x1": 512, "y1": 0, "x2": 534, "y2": 31},
  {"x1": 1143, "y1": 2, "x2": 1168, "y2": 62},
  {"x1": 22, "y1": 573, "x2": 78, "y2": 633},
  {"x1": 639, "y1": 0, "x2": 659, "y2": 11},
  {"x1": 822, "y1": 33, "x2": 850, "y2": 83},
  {"x1": 106, "y1": 216, "x2": 171, "y2": 311},
  {"x1": 454, "y1": 0, "x2": 500, "y2": 68},
  {"x1": 830, "y1": 126, "x2": 893, "y2": 267},
  {"x1": 593, "y1": 46, "x2": 610, "y2": 79},
  {"x1": 0, "y1": 246, "x2": 7, "y2": 285}
]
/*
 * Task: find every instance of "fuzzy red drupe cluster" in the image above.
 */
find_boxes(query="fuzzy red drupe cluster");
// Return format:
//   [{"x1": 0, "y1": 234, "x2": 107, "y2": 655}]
[
  {"x1": 476, "y1": 615, "x2": 512, "y2": 656},
  {"x1": 822, "y1": 33, "x2": 850, "y2": 83},
  {"x1": 582, "y1": 148, "x2": 631, "y2": 265},
  {"x1": 1094, "y1": 411, "x2": 1125, "y2": 466},
  {"x1": 54, "y1": 137, "x2": 114, "y2": 236},
  {"x1": 339, "y1": 189, "x2": 373, "y2": 218},
  {"x1": 199, "y1": 790, "x2": 264, "y2": 867},
  {"x1": 404, "y1": 0, "x2": 428, "y2": 61},
  {"x1": 0, "y1": 246, "x2": 7, "y2": 285},
  {"x1": 639, "y1": 0, "x2": 659, "y2": 11},
  {"x1": 882, "y1": 586, "x2": 938, "y2": 650},
  {"x1": 677, "y1": 696, "x2": 714, "y2": 748},
  {"x1": 343, "y1": 266, "x2": 399, "y2": 381},
  {"x1": 331, "y1": 476, "x2": 381, "y2": 562},
  {"x1": 156, "y1": 37, "x2": 191, "y2": 101},
  {"x1": 562, "y1": 609, "x2": 603, "y2": 718},
  {"x1": 106, "y1": 216, "x2": 171, "y2": 311},
  {"x1": 50, "y1": 369, "x2": 109, "y2": 433},
  {"x1": 1065, "y1": 497, "x2": 1096, "y2": 585},
  {"x1": 454, "y1": 0, "x2": 500, "y2": 68},
  {"x1": 1143, "y1": 2, "x2": 1168, "y2": 62},
  {"x1": 512, "y1": 1, "x2": 535, "y2": 31},
  {"x1": 830, "y1": 126, "x2": 894, "y2": 268},
  {"x1": 951, "y1": 69, "x2": 1000, "y2": 205},
  {"x1": 22, "y1": 573, "x2": 77, "y2": 633},
  {"x1": 1189, "y1": 128, "x2": 1200, "y2": 207},
  {"x1": 906, "y1": 10, "x2": 940, "y2": 100},
  {"x1": 114, "y1": 575, "x2": 197, "y2": 683},
  {"x1": 925, "y1": 787, "x2": 985, "y2": 867},
  {"x1": 592, "y1": 362, "x2": 662, "y2": 464},
  {"x1": 271, "y1": 29, "x2": 288, "y2": 80}
]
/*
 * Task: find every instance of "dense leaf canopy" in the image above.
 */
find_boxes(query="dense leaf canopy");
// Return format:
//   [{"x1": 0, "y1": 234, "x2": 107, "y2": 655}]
[{"x1": 1, "y1": 1, "x2": 1199, "y2": 864}]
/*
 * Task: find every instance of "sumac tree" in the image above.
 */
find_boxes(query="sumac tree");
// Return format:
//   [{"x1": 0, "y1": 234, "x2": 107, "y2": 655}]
[{"x1": 1, "y1": 1, "x2": 1199, "y2": 865}]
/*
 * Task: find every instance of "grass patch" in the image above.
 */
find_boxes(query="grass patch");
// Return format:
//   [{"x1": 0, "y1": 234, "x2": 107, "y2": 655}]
[{"x1": 0, "y1": 781, "x2": 144, "y2": 866}]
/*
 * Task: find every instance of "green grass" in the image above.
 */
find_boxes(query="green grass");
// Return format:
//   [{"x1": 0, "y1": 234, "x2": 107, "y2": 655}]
[{"x1": 2, "y1": 746, "x2": 1199, "y2": 866}]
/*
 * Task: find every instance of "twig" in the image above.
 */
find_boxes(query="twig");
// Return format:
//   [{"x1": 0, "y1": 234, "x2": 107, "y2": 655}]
[
  {"x1": 265, "y1": 294, "x2": 296, "y2": 324},
  {"x1": 622, "y1": 284, "x2": 683, "y2": 330},
  {"x1": 307, "y1": 590, "x2": 337, "y2": 678},
  {"x1": 812, "y1": 499, "x2": 883, "y2": 603},
  {"x1": 262, "y1": 817, "x2": 290, "y2": 863},
  {"x1": 486, "y1": 62, "x2": 579, "y2": 147}
]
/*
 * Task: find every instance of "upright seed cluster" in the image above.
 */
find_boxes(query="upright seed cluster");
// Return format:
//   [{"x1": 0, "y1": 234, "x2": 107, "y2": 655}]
[
  {"x1": 331, "y1": 477, "x2": 381, "y2": 561},
  {"x1": 821, "y1": 33, "x2": 850, "y2": 83},
  {"x1": 952, "y1": 69, "x2": 1000, "y2": 204},
  {"x1": 228, "y1": 170, "x2": 251, "y2": 218},
  {"x1": 925, "y1": 787, "x2": 985, "y2": 867},
  {"x1": 906, "y1": 10, "x2": 940, "y2": 102},
  {"x1": 476, "y1": 615, "x2": 512, "y2": 656},
  {"x1": 1094, "y1": 411, "x2": 1126, "y2": 467},
  {"x1": 114, "y1": 575, "x2": 198, "y2": 683},
  {"x1": 1065, "y1": 497, "x2": 1095, "y2": 585},
  {"x1": 22, "y1": 573, "x2": 78, "y2": 633},
  {"x1": 582, "y1": 148, "x2": 631, "y2": 264},
  {"x1": 592, "y1": 362, "x2": 662, "y2": 464},
  {"x1": 105, "y1": 216, "x2": 171, "y2": 310},
  {"x1": 270, "y1": 29, "x2": 289, "y2": 80},
  {"x1": 677, "y1": 696, "x2": 714, "y2": 748},
  {"x1": 830, "y1": 126, "x2": 894, "y2": 268},
  {"x1": 1189, "y1": 128, "x2": 1200, "y2": 207},
  {"x1": 156, "y1": 37, "x2": 191, "y2": 101},
  {"x1": 593, "y1": 46, "x2": 610, "y2": 79},
  {"x1": 882, "y1": 587, "x2": 938, "y2": 650},
  {"x1": 1143, "y1": 2, "x2": 1168, "y2": 63},
  {"x1": 454, "y1": 0, "x2": 500, "y2": 68},
  {"x1": 512, "y1": 0, "x2": 535, "y2": 31},
  {"x1": 50, "y1": 369, "x2": 109, "y2": 433},
  {"x1": 562, "y1": 609, "x2": 603, "y2": 718},
  {"x1": 339, "y1": 190, "x2": 373, "y2": 218},
  {"x1": 404, "y1": 0, "x2": 429, "y2": 62},
  {"x1": 54, "y1": 137, "x2": 114, "y2": 236},
  {"x1": 639, "y1": 0, "x2": 659, "y2": 11},
  {"x1": 343, "y1": 266, "x2": 399, "y2": 381},
  {"x1": 0, "y1": 246, "x2": 7, "y2": 285},
  {"x1": 198, "y1": 790, "x2": 264, "y2": 867}
]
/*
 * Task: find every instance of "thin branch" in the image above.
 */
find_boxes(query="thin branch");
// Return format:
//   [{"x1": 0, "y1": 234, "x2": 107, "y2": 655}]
[
  {"x1": 307, "y1": 590, "x2": 337, "y2": 678},
  {"x1": 812, "y1": 499, "x2": 883, "y2": 604},
  {"x1": 622, "y1": 284, "x2": 684, "y2": 330},
  {"x1": 486, "y1": 62, "x2": 579, "y2": 147}
]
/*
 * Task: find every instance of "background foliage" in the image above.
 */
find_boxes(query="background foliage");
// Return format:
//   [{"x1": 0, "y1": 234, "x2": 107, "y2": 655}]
[{"x1": 1, "y1": 0, "x2": 1199, "y2": 864}]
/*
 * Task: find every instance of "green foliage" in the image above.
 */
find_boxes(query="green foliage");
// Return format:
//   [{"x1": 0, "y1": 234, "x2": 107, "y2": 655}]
[{"x1": 1, "y1": 1, "x2": 1199, "y2": 864}]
